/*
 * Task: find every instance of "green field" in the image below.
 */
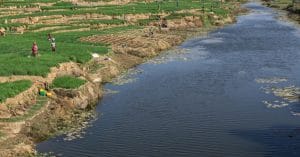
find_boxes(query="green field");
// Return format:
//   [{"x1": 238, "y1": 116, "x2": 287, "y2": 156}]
[
  {"x1": 51, "y1": 75, "x2": 86, "y2": 89},
  {"x1": 0, "y1": 25, "x2": 138, "y2": 76},
  {"x1": 0, "y1": 0, "x2": 233, "y2": 77},
  {"x1": 0, "y1": 80, "x2": 32, "y2": 103}
]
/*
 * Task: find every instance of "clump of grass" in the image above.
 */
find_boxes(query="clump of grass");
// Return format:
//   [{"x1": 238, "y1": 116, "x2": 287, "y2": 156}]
[
  {"x1": 52, "y1": 76, "x2": 86, "y2": 89},
  {"x1": 0, "y1": 80, "x2": 32, "y2": 103}
]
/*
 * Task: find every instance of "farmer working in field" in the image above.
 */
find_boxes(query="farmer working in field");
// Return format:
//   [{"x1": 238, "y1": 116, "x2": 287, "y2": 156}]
[
  {"x1": 32, "y1": 42, "x2": 38, "y2": 57},
  {"x1": 47, "y1": 33, "x2": 52, "y2": 41},
  {"x1": 47, "y1": 33, "x2": 56, "y2": 52},
  {"x1": 50, "y1": 38, "x2": 56, "y2": 52}
]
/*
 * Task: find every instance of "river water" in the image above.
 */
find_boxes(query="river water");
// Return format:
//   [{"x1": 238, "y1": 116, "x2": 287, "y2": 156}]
[{"x1": 37, "y1": 2, "x2": 300, "y2": 157}]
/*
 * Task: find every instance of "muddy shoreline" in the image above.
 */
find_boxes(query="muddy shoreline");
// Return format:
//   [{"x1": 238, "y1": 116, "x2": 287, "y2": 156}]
[{"x1": 0, "y1": 3, "x2": 247, "y2": 156}]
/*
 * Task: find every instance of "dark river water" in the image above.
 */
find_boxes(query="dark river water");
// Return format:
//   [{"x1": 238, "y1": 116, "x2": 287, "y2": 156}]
[{"x1": 37, "y1": 2, "x2": 300, "y2": 157}]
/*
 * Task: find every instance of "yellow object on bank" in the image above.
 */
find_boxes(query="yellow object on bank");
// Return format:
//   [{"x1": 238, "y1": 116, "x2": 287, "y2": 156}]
[{"x1": 46, "y1": 92, "x2": 52, "y2": 97}]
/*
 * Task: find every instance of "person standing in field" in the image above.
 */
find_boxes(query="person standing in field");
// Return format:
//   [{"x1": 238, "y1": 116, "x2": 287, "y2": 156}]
[
  {"x1": 47, "y1": 33, "x2": 56, "y2": 52},
  {"x1": 47, "y1": 33, "x2": 52, "y2": 41},
  {"x1": 50, "y1": 38, "x2": 56, "y2": 52},
  {"x1": 32, "y1": 42, "x2": 38, "y2": 57}
]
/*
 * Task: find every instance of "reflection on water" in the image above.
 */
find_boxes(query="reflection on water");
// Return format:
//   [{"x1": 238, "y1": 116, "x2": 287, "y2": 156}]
[{"x1": 37, "y1": 2, "x2": 300, "y2": 157}]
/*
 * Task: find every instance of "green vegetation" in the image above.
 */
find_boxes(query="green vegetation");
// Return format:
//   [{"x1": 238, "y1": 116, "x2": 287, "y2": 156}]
[
  {"x1": 51, "y1": 76, "x2": 86, "y2": 89},
  {"x1": 0, "y1": 25, "x2": 138, "y2": 76},
  {"x1": 0, "y1": 80, "x2": 32, "y2": 103},
  {"x1": 0, "y1": 0, "x2": 230, "y2": 20},
  {"x1": 0, "y1": 96, "x2": 47, "y2": 122},
  {"x1": 0, "y1": 0, "x2": 234, "y2": 77}
]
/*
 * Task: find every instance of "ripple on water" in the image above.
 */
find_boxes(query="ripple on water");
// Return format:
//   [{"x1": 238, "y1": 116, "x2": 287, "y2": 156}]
[
  {"x1": 291, "y1": 111, "x2": 300, "y2": 116},
  {"x1": 262, "y1": 100, "x2": 289, "y2": 109},
  {"x1": 293, "y1": 29, "x2": 300, "y2": 38},
  {"x1": 200, "y1": 38, "x2": 223, "y2": 44}
]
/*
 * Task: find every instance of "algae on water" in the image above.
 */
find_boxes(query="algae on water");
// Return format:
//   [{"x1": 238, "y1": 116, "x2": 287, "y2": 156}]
[{"x1": 255, "y1": 77, "x2": 287, "y2": 84}]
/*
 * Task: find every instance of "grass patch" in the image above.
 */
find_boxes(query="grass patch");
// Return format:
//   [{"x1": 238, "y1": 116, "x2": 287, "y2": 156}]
[
  {"x1": 51, "y1": 76, "x2": 86, "y2": 89},
  {"x1": 0, "y1": 80, "x2": 32, "y2": 103}
]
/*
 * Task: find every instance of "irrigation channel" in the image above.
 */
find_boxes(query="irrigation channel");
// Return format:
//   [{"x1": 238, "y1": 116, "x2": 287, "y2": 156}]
[{"x1": 37, "y1": 2, "x2": 300, "y2": 157}]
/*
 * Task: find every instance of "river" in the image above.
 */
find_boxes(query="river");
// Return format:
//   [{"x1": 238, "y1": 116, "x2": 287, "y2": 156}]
[{"x1": 37, "y1": 2, "x2": 300, "y2": 157}]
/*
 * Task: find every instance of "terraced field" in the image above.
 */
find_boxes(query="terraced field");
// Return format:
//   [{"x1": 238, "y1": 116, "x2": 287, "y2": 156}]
[{"x1": 0, "y1": 0, "x2": 234, "y2": 75}]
